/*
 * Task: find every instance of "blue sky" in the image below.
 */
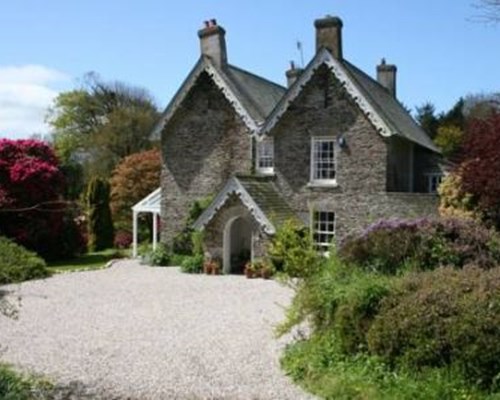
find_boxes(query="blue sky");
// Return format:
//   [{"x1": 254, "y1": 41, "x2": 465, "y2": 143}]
[{"x1": 0, "y1": 0, "x2": 499, "y2": 139}]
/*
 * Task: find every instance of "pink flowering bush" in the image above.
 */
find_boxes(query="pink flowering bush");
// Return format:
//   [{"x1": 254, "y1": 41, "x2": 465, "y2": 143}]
[{"x1": 0, "y1": 139, "x2": 86, "y2": 260}]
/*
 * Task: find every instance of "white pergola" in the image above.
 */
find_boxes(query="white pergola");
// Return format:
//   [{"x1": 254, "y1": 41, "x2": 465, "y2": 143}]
[{"x1": 131, "y1": 187, "x2": 161, "y2": 258}]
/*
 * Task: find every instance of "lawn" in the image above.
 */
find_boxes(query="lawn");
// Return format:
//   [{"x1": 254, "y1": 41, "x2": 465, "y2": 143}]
[{"x1": 47, "y1": 249, "x2": 126, "y2": 273}]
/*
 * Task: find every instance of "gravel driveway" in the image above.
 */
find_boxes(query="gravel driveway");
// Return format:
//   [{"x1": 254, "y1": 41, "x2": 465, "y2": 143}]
[{"x1": 0, "y1": 260, "x2": 314, "y2": 399}]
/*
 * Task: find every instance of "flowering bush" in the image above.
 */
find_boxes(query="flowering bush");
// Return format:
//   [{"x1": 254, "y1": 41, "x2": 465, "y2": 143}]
[
  {"x1": 0, "y1": 139, "x2": 85, "y2": 260},
  {"x1": 114, "y1": 230, "x2": 133, "y2": 249},
  {"x1": 339, "y1": 217, "x2": 500, "y2": 274}
]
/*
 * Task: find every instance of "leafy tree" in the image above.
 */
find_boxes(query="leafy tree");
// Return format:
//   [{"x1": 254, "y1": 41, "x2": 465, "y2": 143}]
[
  {"x1": 47, "y1": 73, "x2": 160, "y2": 181},
  {"x1": 438, "y1": 173, "x2": 479, "y2": 221},
  {"x1": 110, "y1": 148, "x2": 161, "y2": 233},
  {"x1": 434, "y1": 125, "x2": 464, "y2": 158},
  {"x1": 440, "y1": 98, "x2": 465, "y2": 130},
  {"x1": 0, "y1": 139, "x2": 85, "y2": 260},
  {"x1": 415, "y1": 102, "x2": 439, "y2": 139},
  {"x1": 86, "y1": 177, "x2": 114, "y2": 251},
  {"x1": 459, "y1": 113, "x2": 500, "y2": 228}
]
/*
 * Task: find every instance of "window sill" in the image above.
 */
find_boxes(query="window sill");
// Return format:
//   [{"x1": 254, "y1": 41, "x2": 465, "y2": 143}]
[
  {"x1": 307, "y1": 180, "x2": 338, "y2": 188},
  {"x1": 256, "y1": 168, "x2": 275, "y2": 176}
]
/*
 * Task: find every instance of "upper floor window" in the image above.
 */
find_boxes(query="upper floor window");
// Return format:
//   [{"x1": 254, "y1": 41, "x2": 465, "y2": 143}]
[
  {"x1": 313, "y1": 211, "x2": 335, "y2": 254},
  {"x1": 256, "y1": 137, "x2": 274, "y2": 174},
  {"x1": 426, "y1": 173, "x2": 443, "y2": 193},
  {"x1": 310, "y1": 137, "x2": 336, "y2": 185}
]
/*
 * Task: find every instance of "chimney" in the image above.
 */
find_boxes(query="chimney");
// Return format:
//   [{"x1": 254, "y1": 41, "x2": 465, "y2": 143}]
[
  {"x1": 377, "y1": 58, "x2": 397, "y2": 97},
  {"x1": 198, "y1": 19, "x2": 227, "y2": 67},
  {"x1": 285, "y1": 61, "x2": 303, "y2": 88},
  {"x1": 314, "y1": 15, "x2": 343, "y2": 59}
]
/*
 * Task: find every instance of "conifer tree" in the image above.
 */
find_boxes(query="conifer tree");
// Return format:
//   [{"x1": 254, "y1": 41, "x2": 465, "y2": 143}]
[{"x1": 86, "y1": 178, "x2": 114, "y2": 251}]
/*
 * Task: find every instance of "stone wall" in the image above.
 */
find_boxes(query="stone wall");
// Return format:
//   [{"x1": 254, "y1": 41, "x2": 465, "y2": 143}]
[
  {"x1": 270, "y1": 64, "x2": 439, "y2": 244},
  {"x1": 160, "y1": 72, "x2": 252, "y2": 244}
]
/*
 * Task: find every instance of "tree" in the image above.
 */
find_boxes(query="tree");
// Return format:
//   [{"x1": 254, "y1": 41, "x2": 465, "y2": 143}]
[
  {"x1": 459, "y1": 113, "x2": 500, "y2": 228},
  {"x1": 415, "y1": 102, "x2": 439, "y2": 139},
  {"x1": 110, "y1": 148, "x2": 161, "y2": 233},
  {"x1": 434, "y1": 125, "x2": 464, "y2": 158},
  {"x1": 86, "y1": 178, "x2": 114, "y2": 251},
  {"x1": 0, "y1": 139, "x2": 85, "y2": 260},
  {"x1": 473, "y1": 0, "x2": 500, "y2": 23},
  {"x1": 47, "y1": 73, "x2": 160, "y2": 182}
]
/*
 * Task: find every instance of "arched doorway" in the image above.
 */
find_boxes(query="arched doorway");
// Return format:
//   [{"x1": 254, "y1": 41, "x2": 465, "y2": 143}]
[{"x1": 223, "y1": 216, "x2": 252, "y2": 274}]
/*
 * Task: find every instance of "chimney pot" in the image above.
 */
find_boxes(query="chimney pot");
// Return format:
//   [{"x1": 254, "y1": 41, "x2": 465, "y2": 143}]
[
  {"x1": 198, "y1": 19, "x2": 227, "y2": 67},
  {"x1": 377, "y1": 59, "x2": 397, "y2": 97},
  {"x1": 314, "y1": 15, "x2": 343, "y2": 59},
  {"x1": 286, "y1": 62, "x2": 303, "y2": 88}
]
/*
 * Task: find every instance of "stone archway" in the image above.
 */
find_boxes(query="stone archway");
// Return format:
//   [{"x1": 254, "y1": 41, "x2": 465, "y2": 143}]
[{"x1": 223, "y1": 216, "x2": 252, "y2": 274}]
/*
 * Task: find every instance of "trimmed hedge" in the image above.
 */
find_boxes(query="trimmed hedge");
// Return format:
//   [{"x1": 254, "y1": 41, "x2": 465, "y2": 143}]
[{"x1": 0, "y1": 236, "x2": 50, "y2": 284}]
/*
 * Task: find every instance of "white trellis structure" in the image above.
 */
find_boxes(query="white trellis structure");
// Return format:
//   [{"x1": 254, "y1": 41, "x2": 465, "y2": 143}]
[{"x1": 131, "y1": 187, "x2": 161, "y2": 258}]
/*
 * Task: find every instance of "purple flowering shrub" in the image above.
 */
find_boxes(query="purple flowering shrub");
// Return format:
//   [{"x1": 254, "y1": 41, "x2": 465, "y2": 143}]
[
  {"x1": 114, "y1": 230, "x2": 132, "y2": 249},
  {"x1": 339, "y1": 217, "x2": 500, "y2": 274}
]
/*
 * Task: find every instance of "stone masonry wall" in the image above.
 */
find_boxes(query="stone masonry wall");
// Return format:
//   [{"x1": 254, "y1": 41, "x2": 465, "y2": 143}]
[
  {"x1": 271, "y1": 64, "x2": 439, "y2": 244},
  {"x1": 161, "y1": 72, "x2": 252, "y2": 245}
]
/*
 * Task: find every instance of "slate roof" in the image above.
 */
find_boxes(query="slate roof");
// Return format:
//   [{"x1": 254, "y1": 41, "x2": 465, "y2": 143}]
[
  {"x1": 342, "y1": 60, "x2": 439, "y2": 152},
  {"x1": 151, "y1": 57, "x2": 286, "y2": 138},
  {"x1": 193, "y1": 176, "x2": 299, "y2": 234},
  {"x1": 261, "y1": 48, "x2": 440, "y2": 153}
]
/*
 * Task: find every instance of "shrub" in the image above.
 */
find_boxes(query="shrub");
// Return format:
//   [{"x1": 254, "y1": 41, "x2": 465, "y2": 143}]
[
  {"x1": 278, "y1": 253, "x2": 392, "y2": 354},
  {"x1": 367, "y1": 266, "x2": 500, "y2": 390},
  {"x1": 0, "y1": 236, "x2": 51, "y2": 284},
  {"x1": 180, "y1": 254, "x2": 204, "y2": 274},
  {"x1": 173, "y1": 197, "x2": 212, "y2": 255},
  {"x1": 0, "y1": 364, "x2": 36, "y2": 400},
  {"x1": 268, "y1": 219, "x2": 321, "y2": 278},
  {"x1": 339, "y1": 217, "x2": 500, "y2": 274},
  {"x1": 86, "y1": 177, "x2": 114, "y2": 251},
  {"x1": 114, "y1": 230, "x2": 132, "y2": 249},
  {"x1": 142, "y1": 244, "x2": 171, "y2": 266}
]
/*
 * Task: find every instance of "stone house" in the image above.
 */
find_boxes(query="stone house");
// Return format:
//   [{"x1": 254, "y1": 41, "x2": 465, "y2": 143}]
[{"x1": 156, "y1": 16, "x2": 442, "y2": 273}]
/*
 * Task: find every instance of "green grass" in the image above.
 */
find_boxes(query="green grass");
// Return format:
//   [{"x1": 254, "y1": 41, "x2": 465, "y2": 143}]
[
  {"x1": 0, "y1": 363, "x2": 52, "y2": 400},
  {"x1": 47, "y1": 249, "x2": 127, "y2": 273},
  {"x1": 281, "y1": 333, "x2": 500, "y2": 400}
]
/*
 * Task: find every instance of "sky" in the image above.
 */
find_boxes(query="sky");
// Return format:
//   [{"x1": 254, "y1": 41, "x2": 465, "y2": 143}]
[{"x1": 0, "y1": 0, "x2": 499, "y2": 139}]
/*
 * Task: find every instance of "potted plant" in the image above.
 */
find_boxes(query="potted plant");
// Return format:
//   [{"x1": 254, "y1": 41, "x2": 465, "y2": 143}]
[
  {"x1": 203, "y1": 259, "x2": 213, "y2": 274},
  {"x1": 211, "y1": 259, "x2": 221, "y2": 275},
  {"x1": 244, "y1": 261, "x2": 255, "y2": 278},
  {"x1": 260, "y1": 263, "x2": 275, "y2": 279}
]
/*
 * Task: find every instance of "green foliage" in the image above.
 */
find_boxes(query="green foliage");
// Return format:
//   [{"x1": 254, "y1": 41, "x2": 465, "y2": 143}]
[
  {"x1": 268, "y1": 219, "x2": 321, "y2": 278},
  {"x1": 0, "y1": 236, "x2": 51, "y2": 284},
  {"x1": 415, "y1": 102, "x2": 439, "y2": 139},
  {"x1": 281, "y1": 333, "x2": 492, "y2": 400},
  {"x1": 339, "y1": 217, "x2": 500, "y2": 274},
  {"x1": 368, "y1": 266, "x2": 500, "y2": 391},
  {"x1": 141, "y1": 244, "x2": 171, "y2": 267},
  {"x1": 173, "y1": 197, "x2": 213, "y2": 255},
  {"x1": 180, "y1": 254, "x2": 204, "y2": 274},
  {"x1": 48, "y1": 73, "x2": 160, "y2": 181},
  {"x1": 434, "y1": 124, "x2": 464, "y2": 158},
  {"x1": 86, "y1": 177, "x2": 114, "y2": 251},
  {"x1": 278, "y1": 254, "x2": 392, "y2": 353},
  {"x1": 0, "y1": 364, "x2": 39, "y2": 400}
]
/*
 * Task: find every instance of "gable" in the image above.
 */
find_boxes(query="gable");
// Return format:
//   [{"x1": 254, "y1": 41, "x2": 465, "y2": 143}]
[
  {"x1": 152, "y1": 57, "x2": 285, "y2": 139},
  {"x1": 260, "y1": 48, "x2": 439, "y2": 153}
]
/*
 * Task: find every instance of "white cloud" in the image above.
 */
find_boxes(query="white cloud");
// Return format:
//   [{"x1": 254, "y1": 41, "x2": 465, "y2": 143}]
[{"x1": 0, "y1": 65, "x2": 70, "y2": 139}]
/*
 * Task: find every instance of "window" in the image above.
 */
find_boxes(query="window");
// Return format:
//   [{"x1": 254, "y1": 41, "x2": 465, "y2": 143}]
[
  {"x1": 426, "y1": 173, "x2": 443, "y2": 193},
  {"x1": 313, "y1": 211, "x2": 335, "y2": 253},
  {"x1": 256, "y1": 137, "x2": 274, "y2": 174},
  {"x1": 311, "y1": 137, "x2": 336, "y2": 184}
]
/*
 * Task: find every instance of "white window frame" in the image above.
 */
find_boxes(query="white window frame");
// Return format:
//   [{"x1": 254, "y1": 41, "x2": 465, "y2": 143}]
[
  {"x1": 425, "y1": 173, "x2": 443, "y2": 194},
  {"x1": 310, "y1": 137, "x2": 337, "y2": 186},
  {"x1": 256, "y1": 137, "x2": 274, "y2": 175},
  {"x1": 312, "y1": 210, "x2": 336, "y2": 254}
]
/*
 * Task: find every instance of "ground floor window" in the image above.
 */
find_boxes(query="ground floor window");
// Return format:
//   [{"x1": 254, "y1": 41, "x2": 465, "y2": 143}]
[
  {"x1": 312, "y1": 211, "x2": 335, "y2": 253},
  {"x1": 426, "y1": 173, "x2": 443, "y2": 193}
]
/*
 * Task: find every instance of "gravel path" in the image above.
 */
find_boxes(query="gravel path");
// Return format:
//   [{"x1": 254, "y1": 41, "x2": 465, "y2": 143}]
[{"x1": 0, "y1": 260, "x2": 314, "y2": 399}]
